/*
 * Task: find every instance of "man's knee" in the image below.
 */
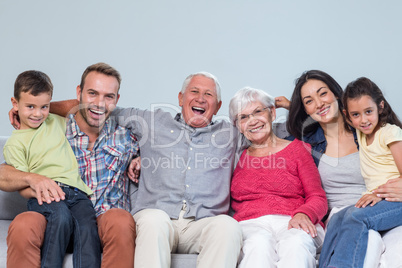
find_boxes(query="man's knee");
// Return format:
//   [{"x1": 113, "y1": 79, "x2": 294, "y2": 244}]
[
  {"x1": 134, "y1": 209, "x2": 172, "y2": 229},
  {"x1": 7, "y1": 211, "x2": 47, "y2": 268},
  {"x1": 97, "y1": 208, "x2": 136, "y2": 238},
  {"x1": 133, "y1": 208, "x2": 175, "y2": 245},
  {"x1": 7, "y1": 211, "x2": 47, "y2": 247},
  {"x1": 96, "y1": 209, "x2": 135, "y2": 267},
  {"x1": 208, "y1": 215, "x2": 241, "y2": 232},
  {"x1": 204, "y1": 215, "x2": 242, "y2": 243}
]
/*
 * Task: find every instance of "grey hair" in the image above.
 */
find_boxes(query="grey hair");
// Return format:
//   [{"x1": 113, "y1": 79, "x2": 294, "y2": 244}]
[
  {"x1": 229, "y1": 87, "x2": 275, "y2": 124},
  {"x1": 181, "y1": 72, "x2": 221, "y2": 102}
]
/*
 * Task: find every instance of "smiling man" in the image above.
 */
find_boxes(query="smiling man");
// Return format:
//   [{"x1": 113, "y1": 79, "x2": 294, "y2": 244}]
[
  {"x1": 0, "y1": 63, "x2": 138, "y2": 268},
  {"x1": 178, "y1": 74, "x2": 222, "y2": 128},
  {"x1": 111, "y1": 72, "x2": 243, "y2": 268}
]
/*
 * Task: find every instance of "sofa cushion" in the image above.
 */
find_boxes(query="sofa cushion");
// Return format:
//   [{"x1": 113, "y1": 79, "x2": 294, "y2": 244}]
[
  {"x1": 0, "y1": 136, "x2": 7, "y2": 163},
  {"x1": 0, "y1": 220, "x2": 11, "y2": 265},
  {"x1": 0, "y1": 190, "x2": 27, "y2": 220}
]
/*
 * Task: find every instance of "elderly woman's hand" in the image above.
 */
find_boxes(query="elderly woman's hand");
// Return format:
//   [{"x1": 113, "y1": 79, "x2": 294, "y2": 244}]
[
  {"x1": 373, "y1": 177, "x2": 402, "y2": 202},
  {"x1": 288, "y1": 213, "x2": 317, "y2": 238}
]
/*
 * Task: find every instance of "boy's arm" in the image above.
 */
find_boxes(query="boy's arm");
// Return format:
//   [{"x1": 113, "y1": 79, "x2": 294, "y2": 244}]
[
  {"x1": 18, "y1": 187, "x2": 34, "y2": 199},
  {"x1": 50, "y1": 99, "x2": 79, "y2": 117},
  {"x1": 0, "y1": 163, "x2": 65, "y2": 205}
]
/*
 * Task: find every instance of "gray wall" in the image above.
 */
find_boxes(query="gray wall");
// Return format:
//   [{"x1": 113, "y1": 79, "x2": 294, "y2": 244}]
[{"x1": 1, "y1": 0, "x2": 401, "y2": 136}]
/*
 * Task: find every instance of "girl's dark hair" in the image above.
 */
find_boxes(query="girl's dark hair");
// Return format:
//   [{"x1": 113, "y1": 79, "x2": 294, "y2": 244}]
[
  {"x1": 343, "y1": 77, "x2": 402, "y2": 128},
  {"x1": 287, "y1": 70, "x2": 350, "y2": 139}
]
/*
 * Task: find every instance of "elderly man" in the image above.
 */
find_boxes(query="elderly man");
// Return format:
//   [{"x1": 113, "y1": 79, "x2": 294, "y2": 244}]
[{"x1": 113, "y1": 72, "x2": 243, "y2": 268}]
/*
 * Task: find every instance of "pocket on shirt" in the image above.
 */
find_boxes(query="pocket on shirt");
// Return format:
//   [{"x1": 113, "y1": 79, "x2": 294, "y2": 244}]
[{"x1": 102, "y1": 145, "x2": 124, "y2": 172}]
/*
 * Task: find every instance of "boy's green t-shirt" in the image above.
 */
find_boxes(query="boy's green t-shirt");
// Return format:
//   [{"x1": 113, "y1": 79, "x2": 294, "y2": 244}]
[{"x1": 3, "y1": 113, "x2": 92, "y2": 196}]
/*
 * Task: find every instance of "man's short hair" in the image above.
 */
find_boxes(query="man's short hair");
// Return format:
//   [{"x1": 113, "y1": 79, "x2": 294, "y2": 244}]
[
  {"x1": 181, "y1": 72, "x2": 221, "y2": 102},
  {"x1": 80, "y1": 62, "x2": 122, "y2": 91}
]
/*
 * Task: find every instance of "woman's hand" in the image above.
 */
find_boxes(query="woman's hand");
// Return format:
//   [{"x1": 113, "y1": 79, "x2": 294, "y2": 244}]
[
  {"x1": 373, "y1": 177, "x2": 402, "y2": 202},
  {"x1": 355, "y1": 193, "x2": 382, "y2": 208},
  {"x1": 288, "y1": 213, "x2": 317, "y2": 238},
  {"x1": 275, "y1": 96, "x2": 291, "y2": 110}
]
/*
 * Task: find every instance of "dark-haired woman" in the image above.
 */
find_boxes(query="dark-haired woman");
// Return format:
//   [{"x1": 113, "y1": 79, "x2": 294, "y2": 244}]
[{"x1": 279, "y1": 70, "x2": 402, "y2": 267}]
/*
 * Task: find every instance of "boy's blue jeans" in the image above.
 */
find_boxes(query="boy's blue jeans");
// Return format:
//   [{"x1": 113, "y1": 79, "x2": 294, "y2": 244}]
[
  {"x1": 319, "y1": 200, "x2": 402, "y2": 268},
  {"x1": 28, "y1": 185, "x2": 101, "y2": 268}
]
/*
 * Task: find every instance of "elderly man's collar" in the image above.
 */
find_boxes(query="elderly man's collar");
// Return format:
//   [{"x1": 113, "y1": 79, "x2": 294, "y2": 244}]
[{"x1": 175, "y1": 113, "x2": 215, "y2": 128}]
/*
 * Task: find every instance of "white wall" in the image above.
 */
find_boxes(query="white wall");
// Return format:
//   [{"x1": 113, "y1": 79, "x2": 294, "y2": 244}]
[{"x1": 1, "y1": 0, "x2": 401, "y2": 136}]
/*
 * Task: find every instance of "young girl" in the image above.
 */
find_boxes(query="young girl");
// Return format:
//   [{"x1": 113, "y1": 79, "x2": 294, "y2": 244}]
[{"x1": 319, "y1": 77, "x2": 402, "y2": 268}]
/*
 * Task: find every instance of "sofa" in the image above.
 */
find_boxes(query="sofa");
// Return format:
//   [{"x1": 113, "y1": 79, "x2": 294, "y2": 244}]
[{"x1": 0, "y1": 136, "x2": 197, "y2": 267}]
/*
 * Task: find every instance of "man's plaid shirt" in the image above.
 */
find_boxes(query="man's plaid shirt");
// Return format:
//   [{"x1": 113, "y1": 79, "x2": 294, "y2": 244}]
[{"x1": 65, "y1": 114, "x2": 139, "y2": 216}]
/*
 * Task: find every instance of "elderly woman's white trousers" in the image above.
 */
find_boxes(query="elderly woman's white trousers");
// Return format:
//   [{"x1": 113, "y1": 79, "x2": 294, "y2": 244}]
[{"x1": 238, "y1": 214, "x2": 324, "y2": 268}]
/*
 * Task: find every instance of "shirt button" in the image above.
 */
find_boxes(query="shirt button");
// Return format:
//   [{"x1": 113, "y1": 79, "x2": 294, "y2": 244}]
[
  {"x1": 171, "y1": 130, "x2": 174, "y2": 133},
  {"x1": 188, "y1": 167, "x2": 191, "y2": 170},
  {"x1": 190, "y1": 147, "x2": 193, "y2": 151},
  {"x1": 186, "y1": 185, "x2": 190, "y2": 188}
]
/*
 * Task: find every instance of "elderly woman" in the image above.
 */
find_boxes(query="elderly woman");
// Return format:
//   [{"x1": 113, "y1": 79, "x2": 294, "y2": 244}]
[{"x1": 229, "y1": 87, "x2": 328, "y2": 268}]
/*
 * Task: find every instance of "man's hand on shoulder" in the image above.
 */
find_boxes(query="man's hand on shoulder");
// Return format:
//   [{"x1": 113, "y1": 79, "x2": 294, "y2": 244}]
[{"x1": 9, "y1": 107, "x2": 20, "y2": 129}]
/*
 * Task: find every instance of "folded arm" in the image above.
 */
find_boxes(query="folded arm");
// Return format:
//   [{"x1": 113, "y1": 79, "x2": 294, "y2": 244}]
[{"x1": 0, "y1": 163, "x2": 65, "y2": 205}]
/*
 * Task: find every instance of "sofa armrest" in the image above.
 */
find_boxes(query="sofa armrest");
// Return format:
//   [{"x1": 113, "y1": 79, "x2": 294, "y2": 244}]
[{"x1": 0, "y1": 136, "x2": 28, "y2": 220}]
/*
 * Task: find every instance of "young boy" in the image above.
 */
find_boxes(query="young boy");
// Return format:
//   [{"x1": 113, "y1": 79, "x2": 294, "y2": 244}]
[{"x1": 3, "y1": 70, "x2": 101, "y2": 267}]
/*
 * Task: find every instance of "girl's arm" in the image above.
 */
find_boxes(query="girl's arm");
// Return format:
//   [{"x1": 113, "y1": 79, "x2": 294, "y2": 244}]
[
  {"x1": 355, "y1": 193, "x2": 382, "y2": 208},
  {"x1": 373, "y1": 140, "x2": 402, "y2": 201},
  {"x1": 389, "y1": 140, "x2": 402, "y2": 176}
]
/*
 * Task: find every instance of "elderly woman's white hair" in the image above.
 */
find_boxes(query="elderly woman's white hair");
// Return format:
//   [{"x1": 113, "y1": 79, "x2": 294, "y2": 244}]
[
  {"x1": 181, "y1": 72, "x2": 222, "y2": 102},
  {"x1": 229, "y1": 87, "x2": 275, "y2": 124}
]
